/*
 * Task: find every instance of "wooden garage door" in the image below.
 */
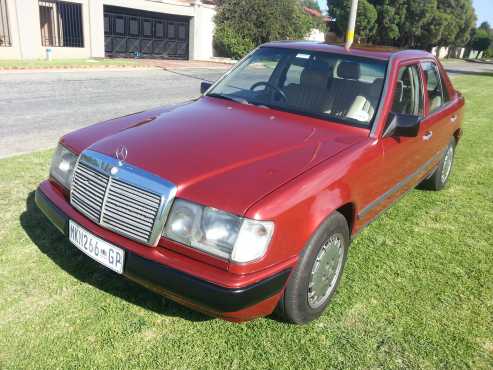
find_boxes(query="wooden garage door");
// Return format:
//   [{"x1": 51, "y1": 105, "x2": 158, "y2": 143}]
[{"x1": 104, "y1": 6, "x2": 189, "y2": 60}]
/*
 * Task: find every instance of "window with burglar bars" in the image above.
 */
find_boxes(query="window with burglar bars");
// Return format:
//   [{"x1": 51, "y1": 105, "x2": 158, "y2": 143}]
[
  {"x1": 39, "y1": 0, "x2": 84, "y2": 47},
  {"x1": 0, "y1": 0, "x2": 11, "y2": 47}
]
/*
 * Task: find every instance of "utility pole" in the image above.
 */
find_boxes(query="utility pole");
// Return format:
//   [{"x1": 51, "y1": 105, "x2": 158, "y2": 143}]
[{"x1": 345, "y1": 0, "x2": 359, "y2": 50}]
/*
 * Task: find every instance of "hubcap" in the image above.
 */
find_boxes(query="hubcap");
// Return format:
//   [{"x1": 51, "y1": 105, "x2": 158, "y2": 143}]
[
  {"x1": 308, "y1": 233, "x2": 344, "y2": 309},
  {"x1": 441, "y1": 146, "x2": 454, "y2": 184}
]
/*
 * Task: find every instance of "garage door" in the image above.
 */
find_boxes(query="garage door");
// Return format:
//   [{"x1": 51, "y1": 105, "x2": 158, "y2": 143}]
[{"x1": 104, "y1": 6, "x2": 190, "y2": 60}]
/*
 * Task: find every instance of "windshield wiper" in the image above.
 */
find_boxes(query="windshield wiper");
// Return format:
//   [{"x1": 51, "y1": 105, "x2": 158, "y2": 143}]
[{"x1": 207, "y1": 93, "x2": 249, "y2": 105}]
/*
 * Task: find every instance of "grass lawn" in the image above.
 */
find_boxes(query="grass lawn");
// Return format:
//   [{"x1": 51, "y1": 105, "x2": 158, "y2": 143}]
[
  {"x1": 0, "y1": 58, "x2": 144, "y2": 69},
  {"x1": 0, "y1": 75, "x2": 492, "y2": 369}
]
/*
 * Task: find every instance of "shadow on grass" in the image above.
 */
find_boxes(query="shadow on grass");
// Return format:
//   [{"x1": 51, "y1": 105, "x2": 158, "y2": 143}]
[{"x1": 20, "y1": 191, "x2": 210, "y2": 322}]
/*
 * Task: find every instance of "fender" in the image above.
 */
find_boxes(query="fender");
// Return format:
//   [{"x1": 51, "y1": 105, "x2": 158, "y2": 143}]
[{"x1": 229, "y1": 145, "x2": 365, "y2": 275}]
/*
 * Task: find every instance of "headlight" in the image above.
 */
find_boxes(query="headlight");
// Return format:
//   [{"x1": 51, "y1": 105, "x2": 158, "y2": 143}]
[
  {"x1": 164, "y1": 199, "x2": 274, "y2": 263},
  {"x1": 50, "y1": 144, "x2": 78, "y2": 190}
]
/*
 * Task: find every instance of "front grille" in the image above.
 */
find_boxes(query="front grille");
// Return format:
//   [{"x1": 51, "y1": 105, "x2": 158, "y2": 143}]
[
  {"x1": 71, "y1": 162, "x2": 109, "y2": 223},
  {"x1": 69, "y1": 151, "x2": 175, "y2": 246},
  {"x1": 102, "y1": 179, "x2": 161, "y2": 243}
]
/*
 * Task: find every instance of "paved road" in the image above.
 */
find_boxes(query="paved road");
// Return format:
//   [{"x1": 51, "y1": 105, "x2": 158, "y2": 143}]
[
  {"x1": 442, "y1": 59, "x2": 493, "y2": 76},
  {"x1": 0, "y1": 68, "x2": 226, "y2": 158}
]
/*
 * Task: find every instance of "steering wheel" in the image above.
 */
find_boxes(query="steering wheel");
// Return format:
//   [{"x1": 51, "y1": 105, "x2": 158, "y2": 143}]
[{"x1": 250, "y1": 81, "x2": 287, "y2": 102}]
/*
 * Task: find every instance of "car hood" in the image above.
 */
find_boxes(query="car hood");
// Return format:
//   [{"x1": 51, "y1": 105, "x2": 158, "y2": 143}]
[{"x1": 63, "y1": 97, "x2": 366, "y2": 215}]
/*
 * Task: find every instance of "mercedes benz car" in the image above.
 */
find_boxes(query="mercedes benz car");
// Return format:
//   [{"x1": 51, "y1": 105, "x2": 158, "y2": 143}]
[{"x1": 35, "y1": 42, "x2": 464, "y2": 324}]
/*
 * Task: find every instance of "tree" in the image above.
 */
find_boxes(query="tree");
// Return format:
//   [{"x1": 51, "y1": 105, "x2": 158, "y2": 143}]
[
  {"x1": 327, "y1": 0, "x2": 477, "y2": 49},
  {"x1": 479, "y1": 21, "x2": 491, "y2": 32},
  {"x1": 329, "y1": 0, "x2": 378, "y2": 42},
  {"x1": 470, "y1": 28, "x2": 492, "y2": 52},
  {"x1": 214, "y1": 0, "x2": 313, "y2": 59}
]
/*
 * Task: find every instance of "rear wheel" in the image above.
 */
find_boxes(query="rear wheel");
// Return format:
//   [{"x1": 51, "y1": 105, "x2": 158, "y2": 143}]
[
  {"x1": 420, "y1": 138, "x2": 456, "y2": 191},
  {"x1": 276, "y1": 211, "x2": 349, "y2": 324}
]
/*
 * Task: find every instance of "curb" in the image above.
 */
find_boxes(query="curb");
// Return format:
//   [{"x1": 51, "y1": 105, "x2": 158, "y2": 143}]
[
  {"x1": 0, "y1": 66, "x2": 159, "y2": 73},
  {"x1": 0, "y1": 64, "x2": 153, "y2": 72}
]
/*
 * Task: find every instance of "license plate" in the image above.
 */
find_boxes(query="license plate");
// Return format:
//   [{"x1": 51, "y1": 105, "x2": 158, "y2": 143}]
[{"x1": 69, "y1": 220, "x2": 125, "y2": 274}]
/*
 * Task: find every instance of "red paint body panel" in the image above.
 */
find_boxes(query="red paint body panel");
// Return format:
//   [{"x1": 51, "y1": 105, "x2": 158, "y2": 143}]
[
  {"x1": 67, "y1": 97, "x2": 367, "y2": 216},
  {"x1": 39, "y1": 43, "x2": 464, "y2": 321}
]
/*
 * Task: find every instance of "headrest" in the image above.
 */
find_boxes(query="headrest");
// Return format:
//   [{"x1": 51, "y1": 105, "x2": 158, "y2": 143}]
[
  {"x1": 300, "y1": 61, "x2": 331, "y2": 89},
  {"x1": 300, "y1": 68, "x2": 330, "y2": 89},
  {"x1": 372, "y1": 77, "x2": 384, "y2": 89},
  {"x1": 337, "y1": 61, "x2": 361, "y2": 80}
]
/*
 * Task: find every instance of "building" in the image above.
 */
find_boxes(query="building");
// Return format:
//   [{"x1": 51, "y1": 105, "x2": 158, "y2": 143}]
[{"x1": 0, "y1": 0, "x2": 216, "y2": 60}]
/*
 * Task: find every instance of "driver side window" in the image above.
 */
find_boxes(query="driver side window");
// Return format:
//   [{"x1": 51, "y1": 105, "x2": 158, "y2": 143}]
[{"x1": 391, "y1": 64, "x2": 424, "y2": 116}]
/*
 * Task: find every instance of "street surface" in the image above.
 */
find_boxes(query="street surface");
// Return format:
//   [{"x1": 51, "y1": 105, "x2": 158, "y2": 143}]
[{"x1": 0, "y1": 68, "x2": 226, "y2": 158}]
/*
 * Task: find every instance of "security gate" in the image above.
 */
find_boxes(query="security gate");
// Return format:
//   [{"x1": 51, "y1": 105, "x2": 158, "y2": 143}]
[{"x1": 104, "y1": 6, "x2": 190, "y2": 60}]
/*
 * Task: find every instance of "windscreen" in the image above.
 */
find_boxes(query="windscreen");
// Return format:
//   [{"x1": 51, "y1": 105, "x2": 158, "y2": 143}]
[{"x1": 207, "y1": 47, "x2": 388, "y2": 127}]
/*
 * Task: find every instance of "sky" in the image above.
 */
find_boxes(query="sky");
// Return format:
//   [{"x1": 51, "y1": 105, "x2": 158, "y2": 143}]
[
  {"x1": 473, "y1": 0, "x2": 493, "y2": 26},
  {"x1": 317, "y1": 0, "x2": 493, "y2": 26}
]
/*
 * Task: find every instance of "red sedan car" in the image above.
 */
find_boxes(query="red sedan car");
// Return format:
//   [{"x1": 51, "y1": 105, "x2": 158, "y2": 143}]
[{"x1": 36, "y1": 42, "x2": 464, "y2": 324}]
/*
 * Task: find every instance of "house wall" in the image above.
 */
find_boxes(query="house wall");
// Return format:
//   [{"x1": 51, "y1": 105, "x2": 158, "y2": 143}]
[
  {"x1": 0, "y1": 0, "x2": 216, "y2": 60},
  {"x1": 189, "y1": 1, "x2": 215, "y2": 60}
]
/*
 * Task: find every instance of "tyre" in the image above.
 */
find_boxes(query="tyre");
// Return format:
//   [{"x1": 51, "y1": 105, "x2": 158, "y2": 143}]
[
  {"x1": 276, "y1": 211, "x2": 349, "y2": 324},
  {"x1": 419, "y1": 138, "x2": 456, "y2": 191}
]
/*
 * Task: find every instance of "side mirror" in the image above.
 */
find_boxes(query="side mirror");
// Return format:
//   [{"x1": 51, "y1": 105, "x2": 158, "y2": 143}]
[
  {"x1": 384, "y1": 113, "x2": 421, "y2": 138},
  {"x1": 200, "y1": 81, "x2": 212, "y2": 94}
]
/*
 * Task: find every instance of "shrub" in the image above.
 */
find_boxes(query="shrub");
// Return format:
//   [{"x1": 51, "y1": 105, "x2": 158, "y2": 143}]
[
  {"x1": 213, "y1": 24, "x2": 255, "y2": 60},
  {"x1": 214, "y1": 0, "x2": 313, "y2": 59}
]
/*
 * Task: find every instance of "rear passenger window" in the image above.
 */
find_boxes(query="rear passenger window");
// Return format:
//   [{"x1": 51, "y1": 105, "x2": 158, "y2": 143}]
[
  {"x1": 391, "y1": 65, "x2": 423, "y2": 116},
  {"x1": 422, "y1": 62, "x2": 446, "y2": 113}
]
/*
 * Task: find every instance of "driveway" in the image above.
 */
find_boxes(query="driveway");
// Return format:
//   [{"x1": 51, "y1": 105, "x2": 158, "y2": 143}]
[{"x1": 0, "y1": 67, "x2": 227, "y2": 158}]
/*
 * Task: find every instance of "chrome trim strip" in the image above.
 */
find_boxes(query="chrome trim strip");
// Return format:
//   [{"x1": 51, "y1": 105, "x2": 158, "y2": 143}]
[
  {"x1": 358, "y1": 149, "x2": 445, "y2": 219},
  {"x1": 71, "y1": 150, "x2": 177, "y2": 247},
  {"x1": 99, "y1": 176, "x2": 112, "y2": 224}
]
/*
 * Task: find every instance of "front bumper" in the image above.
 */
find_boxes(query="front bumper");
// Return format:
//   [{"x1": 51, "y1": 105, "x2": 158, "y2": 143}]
[{"x1": 35, "y1": 184, "x2": 290, "y2": 319}]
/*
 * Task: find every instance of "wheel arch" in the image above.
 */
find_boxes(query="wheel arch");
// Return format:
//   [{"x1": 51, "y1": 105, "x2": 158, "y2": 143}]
[
  {"x1": 453, "y1": 128, "x2": 463, "y2": 144},
  {"x1": 335, "y1": 202, "x2": 356, "y2": 235}
]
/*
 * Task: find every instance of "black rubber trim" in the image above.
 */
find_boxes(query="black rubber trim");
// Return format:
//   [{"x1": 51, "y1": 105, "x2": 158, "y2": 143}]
[
  {"x1": 34, "y1": 186, "x2": 290, "y2": 312},
  {"x1": 124, "y1": 252, "x2": 291, "y2": 312},
  {"x1": 35, "y1": 187, "x2": 69, "y2": 235}
]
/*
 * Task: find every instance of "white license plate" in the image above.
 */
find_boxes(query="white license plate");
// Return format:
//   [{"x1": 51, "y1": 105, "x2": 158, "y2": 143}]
[{"x1": 69, "y1": 220, "x2": 125, "y2": 274}]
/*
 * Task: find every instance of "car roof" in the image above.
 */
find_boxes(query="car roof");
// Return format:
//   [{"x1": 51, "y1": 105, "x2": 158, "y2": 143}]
[{"x1": 262, "y1": 41, "x2": 433, "y2": 62}]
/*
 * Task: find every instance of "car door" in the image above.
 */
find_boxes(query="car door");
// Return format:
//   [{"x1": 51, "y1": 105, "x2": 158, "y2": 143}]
[
  {"x1": 419, "y1": 61, "x2": 456, "y2": 161},
  {"x1": 358, "y1": 62, "x2": 426, "y2": 223}
]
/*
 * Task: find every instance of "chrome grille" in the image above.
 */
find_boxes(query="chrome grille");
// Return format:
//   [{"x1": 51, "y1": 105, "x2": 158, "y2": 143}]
[
  {"x1": 71, "y1": 162, "x2": 109, "y2": 223},
  {"x1": 70, "y1": 150, "x2": 177, "y2": 246},
  {"x1": 102, "y1": 179, "x2": 161, "y2": 243}
]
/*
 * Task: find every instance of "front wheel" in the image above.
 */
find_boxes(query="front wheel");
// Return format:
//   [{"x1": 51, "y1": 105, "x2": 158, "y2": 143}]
[
  {"x1": 276, "y1": 211, "x2": 349, "y2": 324},
  {"x1": 420, "y1": 138, "x2": 456, "y2": 191}
]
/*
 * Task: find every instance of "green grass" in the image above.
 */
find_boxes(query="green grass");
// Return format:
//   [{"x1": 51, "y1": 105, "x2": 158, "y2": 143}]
[
  {"x1": 0, "y1": 58, "x2": 144, "y2": 69},
  {"x1": 0, "y1": 75, "x2": 492, "y2": 369}
]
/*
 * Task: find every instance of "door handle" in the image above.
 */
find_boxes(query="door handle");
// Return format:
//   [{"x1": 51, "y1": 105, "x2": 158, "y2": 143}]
[
  {"x1": 450, "y1": 115, "x2": 458, "y2": 123},
  {"x1": 423, "y1": 131, "x2": 433, "y2": 141}
]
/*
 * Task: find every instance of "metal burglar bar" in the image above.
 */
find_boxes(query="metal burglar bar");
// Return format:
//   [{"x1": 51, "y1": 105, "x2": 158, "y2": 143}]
[
  {"x1": 39, "y1": 0, "x2": 83, "y2": 47},
  {"x1": 0, "y1": 0, "x2": 11, "y2": 47}
]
